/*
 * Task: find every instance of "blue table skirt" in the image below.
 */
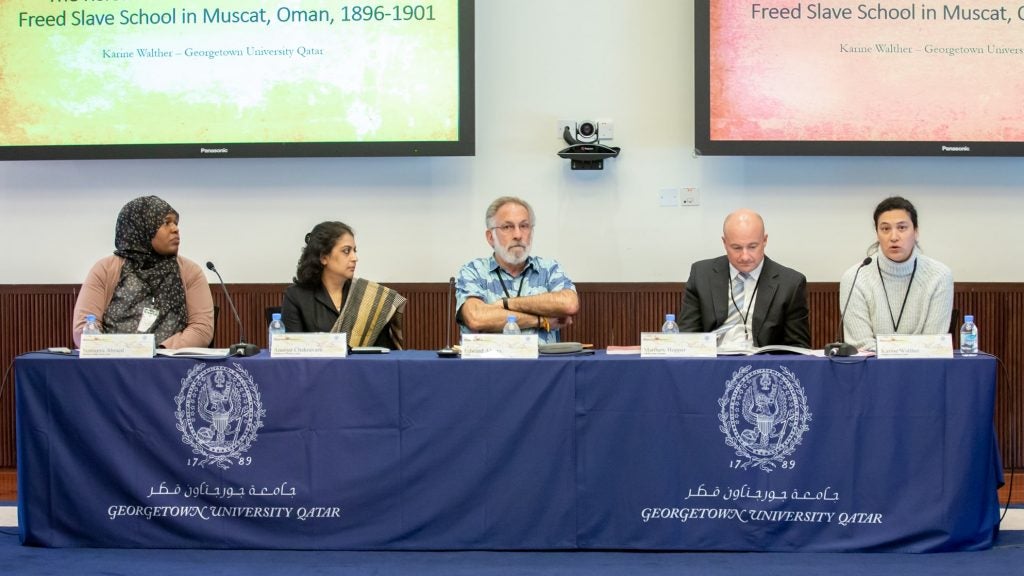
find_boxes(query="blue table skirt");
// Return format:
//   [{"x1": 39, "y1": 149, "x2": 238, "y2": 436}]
[{"x1": 15, "y1": 351, "x2": 1000, "y2": 552}]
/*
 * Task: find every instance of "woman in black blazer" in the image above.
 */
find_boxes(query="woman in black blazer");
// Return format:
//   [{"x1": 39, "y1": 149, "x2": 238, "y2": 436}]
[{"x1": 281, "y1": 221, "x2": 406, "y2": 349}]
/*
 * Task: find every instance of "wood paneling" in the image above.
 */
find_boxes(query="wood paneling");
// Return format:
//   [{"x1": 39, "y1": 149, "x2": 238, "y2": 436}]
[
  {"x1": 0, "y1": 468, "x2": 14, "y2": 502},
  {"x1": 2, "y1": 282, "x2": 1022, "y2": 500}
]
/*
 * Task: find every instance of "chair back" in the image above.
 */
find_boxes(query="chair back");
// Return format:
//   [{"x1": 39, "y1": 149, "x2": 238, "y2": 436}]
[
  {"x1": 209, "y1": 304, "x2": 220, "y2": 347},
  {"x1": 265, "y1": 306, "x2": 282, "y2": 325}
]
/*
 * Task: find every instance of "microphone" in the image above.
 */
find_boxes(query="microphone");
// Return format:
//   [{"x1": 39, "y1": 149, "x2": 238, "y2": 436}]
[
  {"x1": 437, "y1": 276, "x2": 458, "y2": 358},
  {"x1": 205, "y1": 261, "x2": 260, "y2": 357},
  {"x1": 562, "y1": 125, "x2": 579, "y2": 145},
  {"x1": 825, "y1": 257, "x2": 872, "y2": 357}
]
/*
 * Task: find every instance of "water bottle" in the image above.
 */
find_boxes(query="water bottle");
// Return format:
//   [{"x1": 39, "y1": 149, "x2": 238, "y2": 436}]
[
  {"x1": 268, "y1": 312, "x2": 286, "y2": 347},
  {"x1": 502, "y1": 315, "x2": 521, "y2": 335},
  {"x1": 82, "y1": 314, "x2": 100, "y2": 335},
  {"x1": 959, "y1": 314, "x2": 978, "y2": 356},
  {"x1": 661, "y1": 313, "x2": 680, "y2": 333}
]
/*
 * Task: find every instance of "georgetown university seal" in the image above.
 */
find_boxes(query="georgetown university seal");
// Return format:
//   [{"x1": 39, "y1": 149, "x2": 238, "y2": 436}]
[
  {"x1": 718, "y1": 365, "x2": 811, "y2": 472},
  {"x1": 175, "y1": 362, "x2": 265, "y2": 469}
]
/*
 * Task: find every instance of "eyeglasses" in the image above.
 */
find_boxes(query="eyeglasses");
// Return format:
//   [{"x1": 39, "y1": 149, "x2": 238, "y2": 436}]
[{"x1": 490, "y1": 222, "x2": 533, "y2": 234}]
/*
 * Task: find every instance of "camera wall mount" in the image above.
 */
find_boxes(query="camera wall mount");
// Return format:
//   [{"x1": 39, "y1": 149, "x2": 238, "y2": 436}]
[{"x1": 558, "y1": 122, "x2": 620, "y2": 170}]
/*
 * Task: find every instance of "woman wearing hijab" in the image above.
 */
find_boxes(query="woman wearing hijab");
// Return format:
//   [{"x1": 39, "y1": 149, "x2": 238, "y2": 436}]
[
  {"x1": 72, "y1": 196, "x2": 214, "y2": 348},
  {"x1": 282, "y1": 221, "x2": 406, "y2": 349},
  {"x1": 838, "y1": 196, "x2": 953, "y2": 351}
]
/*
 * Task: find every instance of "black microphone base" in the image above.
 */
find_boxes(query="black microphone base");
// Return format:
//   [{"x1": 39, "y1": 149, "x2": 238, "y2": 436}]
[
  {"x1": 824, "y1": 342, "x2": 858, "y2": 357},
  {"x1": 230, "y1": 343, "x2": 261, "y2": 357},
  {"x1": 436, "y1": 347, "x2": 458, "y2": 358}
]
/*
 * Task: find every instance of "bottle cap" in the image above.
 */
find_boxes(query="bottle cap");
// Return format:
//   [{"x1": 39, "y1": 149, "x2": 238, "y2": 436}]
[
  {"x1": 86, "y1": 314, "x2": 96, "y2": 322},
  {"x1": 272, "y1": 313, "x2": 282, "y2": 321},
  {"x1": 507, "y1": 315, "x2": 516, "y2": 323},
  {"x1": 665, "y1": 314, "x2": 675, "y2": 322},
  {"x1": 964, "y1": 315, "x2": 974, "y2": 323}
]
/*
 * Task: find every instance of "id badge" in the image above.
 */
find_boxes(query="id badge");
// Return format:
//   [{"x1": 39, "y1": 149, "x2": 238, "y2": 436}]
[{"x1": 138, "y1": 306, "x2": 160, "y2": 333}]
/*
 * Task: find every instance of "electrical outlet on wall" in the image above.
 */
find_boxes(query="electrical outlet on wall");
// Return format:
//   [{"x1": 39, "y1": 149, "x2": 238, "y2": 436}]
[{"x1": 680, "y1": 187, "x2": 701, "y2": 206}]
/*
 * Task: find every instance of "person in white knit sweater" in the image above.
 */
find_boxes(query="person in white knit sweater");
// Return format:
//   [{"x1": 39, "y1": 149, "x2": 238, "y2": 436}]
[{"x1": 838, "y1": 196, "x2": 953, "y2": 351}]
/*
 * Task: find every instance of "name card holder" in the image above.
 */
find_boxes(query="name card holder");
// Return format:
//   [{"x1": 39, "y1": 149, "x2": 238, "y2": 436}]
[
  {"x1": 270, "y1": 333, "x2": 348, "y2": 358},
  {"x1": 640, "y1": 332, "x2": 717, "y2": 358},
  {"x1": 79, "y1": 334, "x2": 156, "y2": 358},
  {"x1": 875, "y1": 334, "x2": 953, "y2": 359},
  {"x1": 461, "y1": 334, "x2": 539, "y2": 359}
]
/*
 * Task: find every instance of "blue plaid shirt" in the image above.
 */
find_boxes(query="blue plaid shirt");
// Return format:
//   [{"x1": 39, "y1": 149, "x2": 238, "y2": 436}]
[{"x1": 456, "y1": 255, "x2": 576, "y2": 344}]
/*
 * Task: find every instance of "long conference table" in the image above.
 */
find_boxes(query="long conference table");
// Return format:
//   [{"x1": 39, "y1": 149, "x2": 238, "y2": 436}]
[{"x1": 14, "y1": 351, "x2": 1002, "y2": 552}]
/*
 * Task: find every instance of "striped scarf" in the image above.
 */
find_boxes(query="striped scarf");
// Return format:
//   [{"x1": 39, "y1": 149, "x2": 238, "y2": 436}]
[{"x1": 330, "y1": 278, "x2": 406, "y2": 349}]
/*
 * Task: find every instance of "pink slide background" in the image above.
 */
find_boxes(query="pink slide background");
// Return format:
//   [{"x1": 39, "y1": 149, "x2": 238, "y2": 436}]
[{"x1": 710, "y1": 1, "x2": 1024, "y2": 141}]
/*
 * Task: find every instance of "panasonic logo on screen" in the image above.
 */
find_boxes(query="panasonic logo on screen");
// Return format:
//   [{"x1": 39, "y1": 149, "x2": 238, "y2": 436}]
[
  {"x1": 200, "y1": 147, "x2": 229, "y2": 154},
  {"x1": 940, "y1": 145, "x2": 970, "y2": 152}
]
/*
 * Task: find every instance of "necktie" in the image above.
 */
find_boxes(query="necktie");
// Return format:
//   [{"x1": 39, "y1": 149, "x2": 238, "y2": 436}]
[{"x1": 726, "y1": 273, "x2": 748, "y2": 330}]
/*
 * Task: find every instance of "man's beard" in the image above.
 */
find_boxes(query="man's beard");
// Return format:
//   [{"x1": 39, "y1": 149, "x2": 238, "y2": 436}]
[{"x1": 494, "y1": 241, "x2": 530, "y2": 266}]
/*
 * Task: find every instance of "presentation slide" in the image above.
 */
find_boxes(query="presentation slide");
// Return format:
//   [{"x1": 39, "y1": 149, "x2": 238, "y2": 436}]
[
  {"x1": 708, "y1": 1, "x2": 1024, "y2": 143},
  {"x1": 0, "y1": 0, "x2": 462, "y2": 149}
]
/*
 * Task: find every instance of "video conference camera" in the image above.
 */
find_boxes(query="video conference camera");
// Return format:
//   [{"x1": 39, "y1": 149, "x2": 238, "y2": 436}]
[
  {"x1": 558, "y1": 121, "x2": 620, "y2": 170},
  {"x1": 574, "y1": 121, "x2": 600, "y2": 143}
]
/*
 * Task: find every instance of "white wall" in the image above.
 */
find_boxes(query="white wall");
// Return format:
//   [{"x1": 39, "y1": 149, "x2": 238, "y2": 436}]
[{"x1": 2, "y1": 1, "x2": 1021, "y2": 284}]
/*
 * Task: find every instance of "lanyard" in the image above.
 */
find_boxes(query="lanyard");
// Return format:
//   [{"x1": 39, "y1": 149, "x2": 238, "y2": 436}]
[
  {"x1": 496, "y1": 266, "x2": 528, "y2": 299},
  {"x1": 878, "y1": 258, "x2": 917, "y2": 333}
]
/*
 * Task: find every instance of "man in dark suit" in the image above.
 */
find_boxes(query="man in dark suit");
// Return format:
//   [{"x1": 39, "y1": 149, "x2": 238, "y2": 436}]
[{"x1": 678, "y1": 209, "x2": 810, "y2": 349}]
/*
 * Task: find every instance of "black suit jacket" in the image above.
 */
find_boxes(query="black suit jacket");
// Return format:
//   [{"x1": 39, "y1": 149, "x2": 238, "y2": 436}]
[{"x1": 678, "y1": 255, "x2": 810, "y2": 348}]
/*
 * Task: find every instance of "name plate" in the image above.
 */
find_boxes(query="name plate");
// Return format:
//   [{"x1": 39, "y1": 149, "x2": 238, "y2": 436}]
[
  {"x1": 875, "y1": 334, "x2": 953, "y2": 359},
  {"x1": 270, "y1": 333, "x2": 348, "y2": 358},
  {"x1": 460, "y1": 334, "x2": 539, "y2": 359},
  {"x1": 640, "y1": 332, "x2": 717, "y2": 358},
  {"x1": 80, "y1": 334, "x2": 155, "y2": 358}
]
